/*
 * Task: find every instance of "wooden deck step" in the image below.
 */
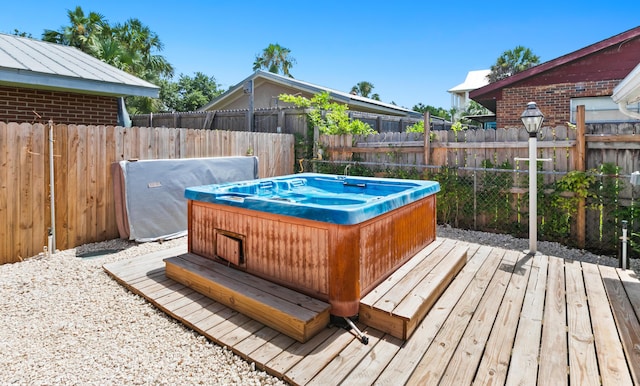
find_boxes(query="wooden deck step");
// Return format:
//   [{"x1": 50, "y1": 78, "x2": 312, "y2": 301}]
[
  {"x1": 359, "y1": 240, "x2": 468, "y2": 340},
  {"x1": 164, "y1": 253, "x2": 331, "y2": 343}
]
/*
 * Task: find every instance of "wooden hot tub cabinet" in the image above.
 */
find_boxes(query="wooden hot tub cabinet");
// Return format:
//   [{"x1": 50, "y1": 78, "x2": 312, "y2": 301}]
[{"x1": 187, "y1": 193, "x2": 437, "y2": 317}]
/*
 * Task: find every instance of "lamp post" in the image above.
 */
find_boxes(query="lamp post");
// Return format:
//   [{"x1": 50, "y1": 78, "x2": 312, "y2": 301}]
[{"x1": 520, "y1": 102, "x2": 544, "y2": 254}]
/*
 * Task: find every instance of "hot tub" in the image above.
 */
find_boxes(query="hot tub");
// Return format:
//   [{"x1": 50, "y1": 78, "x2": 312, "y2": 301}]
[{"x1": 185, "y1": 173, "x2": 440, "y2": 317}]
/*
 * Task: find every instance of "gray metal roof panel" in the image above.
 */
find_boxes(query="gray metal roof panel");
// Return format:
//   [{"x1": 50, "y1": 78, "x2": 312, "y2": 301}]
[{"x1": 0, "y1": 33, "x2": 159, "y2": 97}]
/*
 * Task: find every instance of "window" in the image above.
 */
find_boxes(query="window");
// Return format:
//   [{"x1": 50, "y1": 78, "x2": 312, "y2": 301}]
[{"x1": 570, "y1": 96, "x2": 640, "y2": 122}]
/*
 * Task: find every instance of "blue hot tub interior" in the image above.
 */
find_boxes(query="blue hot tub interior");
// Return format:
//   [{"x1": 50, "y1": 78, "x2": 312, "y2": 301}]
[{"x1": 184, "y1": 173, "x2": 440, "y2": 225}]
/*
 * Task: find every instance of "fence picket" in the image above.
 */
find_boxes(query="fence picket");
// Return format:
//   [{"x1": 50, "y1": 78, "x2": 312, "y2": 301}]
[
  {"x1": 0, "y1": 123, "x2": 7, "y2": 261},
  {"x1": 0, "y1": 124, "x2": 294, "y2": 264}
]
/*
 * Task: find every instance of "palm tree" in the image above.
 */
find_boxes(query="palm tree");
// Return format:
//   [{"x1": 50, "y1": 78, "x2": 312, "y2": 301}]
[
  {"x1": 42, "y1": 6, "x2": 106, "y2": 53},
  {"x1": 253, "y1": 43, "x2": 296, "y2": 78},
  {"x1": 487, "y1": 46, "x2": 540, "y2": 83},
  {"x1": 111, "y1": 18, "x2": 174, "y2": 79},
  {"x1": 350, "y1": 81, "x2": 375, "y2": 98}
]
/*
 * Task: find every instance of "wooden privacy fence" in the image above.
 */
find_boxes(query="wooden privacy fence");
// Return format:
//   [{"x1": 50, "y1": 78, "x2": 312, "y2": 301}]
[
  {"x1": 131, "y1": 108, "x2": 440, "y2": 135},
  {"x1": 317, "y1": 109, "x2": 640, "y2": 253},
  {"x1": 0, "y1": 122, "x2": 295, "y2": 265},
  {"x1": 318, "y1": 122, "x2": 640, "y2": 177},
  {"x1": 132, "y1": 109, "x2": 310, "y2": 138}
]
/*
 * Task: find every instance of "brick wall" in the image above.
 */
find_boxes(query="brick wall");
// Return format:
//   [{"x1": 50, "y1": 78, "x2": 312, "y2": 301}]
[
  {"x1": 0, "y1": 85, "x2": 119, "y2": 125},
  {"x1": 497, "y1": 80, "x2": 620, "y2": 128}
]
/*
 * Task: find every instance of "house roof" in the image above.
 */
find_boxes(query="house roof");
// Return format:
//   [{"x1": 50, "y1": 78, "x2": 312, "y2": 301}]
[
  {"x1": 448, "y1": 69, "x2": 490, "y2": 93},
  {"x1": 470, "y1": 26, "x2": 640, "y2": 112},
  {"x1": 199, "y1": 70, "x2": 422, "y2": 118},
  {"x1": 0, "y1": 33, "x2": 159, "y2": 98},
  {"x1": 612, "y1": 62, "x2": 640, "y2": 105}
]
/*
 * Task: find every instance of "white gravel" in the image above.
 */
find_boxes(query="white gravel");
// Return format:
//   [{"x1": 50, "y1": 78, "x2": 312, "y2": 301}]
[
  {"x1": 437, "y1": 224, "x2": 640, "y2": 274},
  {"x1": 0, "y1": 237, "x2": 286, "y2": 386},
  {"x1": 1, "y1": 226, "x2": 637, "y2": 385}
]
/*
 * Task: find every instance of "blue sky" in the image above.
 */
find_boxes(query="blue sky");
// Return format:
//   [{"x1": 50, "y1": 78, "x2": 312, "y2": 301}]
[{"x1": 2, "y1": 1, "x2": 639, "y2": 110}]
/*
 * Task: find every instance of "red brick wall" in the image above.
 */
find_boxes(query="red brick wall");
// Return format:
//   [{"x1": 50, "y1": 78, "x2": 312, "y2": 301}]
[
  {"x1": 0, "y1": 85, "x2": 119, "y2": 125},
  {"x1": 497, "y1": 80, "x2": 621, "y2": 128}
]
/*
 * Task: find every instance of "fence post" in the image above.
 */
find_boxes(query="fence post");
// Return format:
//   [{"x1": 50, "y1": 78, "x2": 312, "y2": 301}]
[
  {"x1": 423, "y1": 112, "x2": 431, "y2": 166},
  {"x1": 576, "y1": 105, "x2": 586, "y2": 248},
  {"x1": 277, "y1": 109, "x2": 285, "y2": 133}
]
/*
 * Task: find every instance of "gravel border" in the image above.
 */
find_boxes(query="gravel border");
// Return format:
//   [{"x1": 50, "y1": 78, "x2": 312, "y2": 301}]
[
  {"x1": 1, "y1": 226, "x2": 637, "y2": 384},
  {"x1": 436, "y1": 224, "x2": 640, "y2": 275},
  {"x1": 0, "y1": 237, "x2": 286, "y2": 385}
]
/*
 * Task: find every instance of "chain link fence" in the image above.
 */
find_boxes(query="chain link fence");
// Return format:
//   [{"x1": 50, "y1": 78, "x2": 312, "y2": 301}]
[{"x1": 308, "y1": 159, "x2": 640, "y2": 260}]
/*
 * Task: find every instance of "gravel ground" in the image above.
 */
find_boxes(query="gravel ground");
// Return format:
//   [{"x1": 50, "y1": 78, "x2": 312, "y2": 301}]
[
  {"x1": 1, "y1": 226, "x2": 637, "y2": 385},
  {"x1": 437, "y1": 224, "x2": 640, "y2": 275},
  {"x1": 0, "y1": 238, "x2": 286, "y2": 386}
]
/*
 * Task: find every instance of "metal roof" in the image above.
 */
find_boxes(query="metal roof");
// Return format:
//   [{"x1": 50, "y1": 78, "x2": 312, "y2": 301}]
[
  {"x1": 448, "y1": 69, "x2": 490, "y2": 93},
  {"x1": 199, "y1": 70, "x2": 423, "y2": 118},
  {"x1": 0, "y1": 33, "x2": 159, "y2": 97}
]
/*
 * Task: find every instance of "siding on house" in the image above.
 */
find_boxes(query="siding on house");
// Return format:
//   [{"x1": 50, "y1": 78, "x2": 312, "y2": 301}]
[{"x1": 0, "y1": 85, "x2": 118, "y2": 125}]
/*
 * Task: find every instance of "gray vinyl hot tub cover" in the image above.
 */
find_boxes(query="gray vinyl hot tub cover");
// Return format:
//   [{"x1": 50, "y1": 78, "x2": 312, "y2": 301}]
[{"x1": 114, "y1": 156, "x2": 258, "y2": 242}]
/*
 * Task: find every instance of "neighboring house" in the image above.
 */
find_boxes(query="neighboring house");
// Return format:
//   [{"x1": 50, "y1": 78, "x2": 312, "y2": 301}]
[
  {"x1": 448, "y1": 69, "x2": 490, "y2": 114},
  {"x1": 0, "y1": 33, "x2": 159, "y2": 126},
  {"x1": 198, "y1": 70, "x2": 422, "y2": 119},
  {"x1": 470, "y1": 26, "x2": 640, "y2": 128}
]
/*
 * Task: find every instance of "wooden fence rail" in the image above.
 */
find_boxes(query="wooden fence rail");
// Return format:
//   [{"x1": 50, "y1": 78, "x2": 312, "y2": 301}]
[
  {"x1": 0, "y1": 123, "x2": 294, "y2": 264},
  {"x1": 130, "y1": 108, "x2": 441, "y2": 135},
  {"x1": 318, "y1": 125, "x2": 640, "y2": 176},
  {"x1": 317, "y1": 116, "x2": 640, "y2": 254}
]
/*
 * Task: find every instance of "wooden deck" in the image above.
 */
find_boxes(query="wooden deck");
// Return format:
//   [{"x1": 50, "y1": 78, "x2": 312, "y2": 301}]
[
  {"x1": 103, "y1": 238, "x2": 640, "y2": 385},
  {"x1": 165, "y1": 252, "x2": 331, "y2": 343}
]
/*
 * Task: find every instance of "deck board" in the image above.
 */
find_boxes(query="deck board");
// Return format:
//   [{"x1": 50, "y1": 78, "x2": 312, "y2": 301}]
[
  {"x1": 375, "y1": 244, "x2": 496, "y2": 385},
  {"x1": 538, "y1": 255, "x2": 568, "y2": 384},
  {"x1": 103, "y1": 237, "x2": 640, "y2": 385},
  {"x1": 405, "y1": 246, "x2": 509, "y2": 385},
  {"x1": 565, "y1": 260, "x2": 599, "y2": 386},
  {"x1": 306, "y1": 326, "x2": 385, "y2": 386},
  {"x1": 504, "y1": 253, "x2": 548, "y2": 386},
  {"x1": 475, "y1": 250, "x2": 533, "y2": 385},
  {"x1": 582, "y1": 263, "x2": 633, "y2": 385},
  {"x1": 359, "y1": 241, "x2": 467, "y2": 340},
  {"x1": 165, "y1": 253, "x2": 331, "y2": 343},
  {"x1": 599, "y1": 265, "x2": 640, "y2": 384},
  {"x1": 441, "y1": 250, "x2": 527, "y2": 386}
]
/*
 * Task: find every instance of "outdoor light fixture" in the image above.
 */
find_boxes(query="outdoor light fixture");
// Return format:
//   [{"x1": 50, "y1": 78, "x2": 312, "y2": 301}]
[
  {"x1": 521, "y1": 101, "x2": 545, "y2": 135},
  {"x1": 521, "y1": 101, "x2": 544, "y2": 254}
]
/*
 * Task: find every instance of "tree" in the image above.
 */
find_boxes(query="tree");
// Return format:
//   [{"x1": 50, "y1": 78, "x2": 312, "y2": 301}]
[
  {"x1": 42, "y1": 7, "x2": 175, "y2": 113},
  {"x1": 350, "y1": 81, "x2": 375, "y2": 98},
  {"x1": 12, "y1": 29, "x2": 32, "y2": 38},
  {"x1": 109, "y1": 18, "x2": 173, "y2": 79},
  {"x1": 412, "y1": 103, "x2": 451, "y2": 120},
  {"x1": 160, "y1": 72, "x2": 223, "y2": 112},
  {"x1": 487, "y1": 45, "x2": 540, "y2": 83},
  {"x1": 461, "y1": 100, "x2": 491, "y2": 117},
  {"x1": 42, "y1": 6, "x2": 107, "y2": 53},
  {"x1": 279, "y1": 91, "x2": 376, "y2": 135},
  {"x1": 253, "y1": 43, "x2": 296, "y2": 77}
]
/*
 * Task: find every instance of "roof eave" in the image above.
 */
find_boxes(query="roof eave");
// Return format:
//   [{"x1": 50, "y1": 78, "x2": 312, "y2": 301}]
[
  {"x1": 472, "y1": 26, "x2": 640, "y2": 103},
  {"x1": 0, "y1": 68, "x2": 160, "y2": 98},
  {"x1": 612, "y1": 63, "x2": 640, "y2": 105}
]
